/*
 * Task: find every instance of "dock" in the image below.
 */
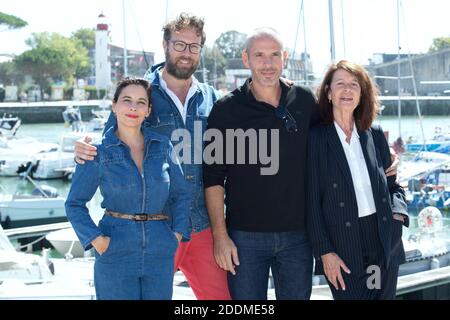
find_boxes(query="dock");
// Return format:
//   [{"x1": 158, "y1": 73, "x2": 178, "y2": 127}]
[
  {"x1": 305, "y1": 267, "x2": 450, "y2": 300},
  {"x1": 396, "y1": 266, "x2": 450, "y2": 299},
  {"x1": 172, "y1": 266, "x2": 450, "y2": 300},
  {"x1": 173, "y1": 267, "x2": 450, "y2": 300},
  {"x1": 0, "y1": 100, "x2": 107, "y2": 123},
  {"x1": 4, "y1": 222, "x2": 450, "y2": 300}
]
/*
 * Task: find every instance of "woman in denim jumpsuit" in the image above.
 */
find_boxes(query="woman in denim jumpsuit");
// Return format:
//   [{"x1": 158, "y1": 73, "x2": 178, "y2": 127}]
[{"x1": 65, "y1": 78, "x2": 190, "y2": 300}]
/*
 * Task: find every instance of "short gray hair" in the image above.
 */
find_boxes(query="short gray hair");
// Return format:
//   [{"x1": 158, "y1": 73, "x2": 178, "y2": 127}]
[{"x1": 244, "y1": 27, "x2": 284, "y2": 53}]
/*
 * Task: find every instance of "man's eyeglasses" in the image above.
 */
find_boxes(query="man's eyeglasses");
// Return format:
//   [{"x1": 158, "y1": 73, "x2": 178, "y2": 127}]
[
  {"x1": 170, "y1": 40, "x2": 203, "y2": 54},
  {"x1": 274, "y1": 106, "x2": 298, "y2": 133}
]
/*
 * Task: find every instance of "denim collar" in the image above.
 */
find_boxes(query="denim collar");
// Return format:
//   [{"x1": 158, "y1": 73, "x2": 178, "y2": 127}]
[{"x1": 103, "y1": 124, "x2": 162, "y2": 148}]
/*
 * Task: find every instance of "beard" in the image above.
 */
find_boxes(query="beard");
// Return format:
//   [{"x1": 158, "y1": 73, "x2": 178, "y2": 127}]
[{"x1": 165, "y1": 49, "x2": 200, "y2": 80}]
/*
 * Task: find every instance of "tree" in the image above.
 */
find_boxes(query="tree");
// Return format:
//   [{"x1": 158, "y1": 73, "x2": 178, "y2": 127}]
[
  {"x1": 72, "y1": 28, "x2": 95, "y2": 52},
  {"x1": 0, "y1": 61, "x2": 22, "y2": 85},
  {"x1": 14, "y1": 32, "x2": 90, "y2": 90},
  {"x1": 429, "y1": 37, "x2": 450, "y2": 52},
  {"x1": 0, "y1": 12, "x2": 27, "y2": 31},
  {"x1": 214, "y1": 30, "x2": 247, "y2": 59},
  {"x1": 201, "y1": 46, "x2": 226, "y2": 80}
]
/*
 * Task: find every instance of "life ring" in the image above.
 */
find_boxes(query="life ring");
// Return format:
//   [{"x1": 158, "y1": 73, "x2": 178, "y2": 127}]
[{"x1": 417, "y1": 206, "x2": 443, "y2": 234}]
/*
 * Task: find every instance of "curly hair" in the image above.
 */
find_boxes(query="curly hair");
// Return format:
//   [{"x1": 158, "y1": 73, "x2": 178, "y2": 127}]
[
  {"x1": 316, "y1": 60, "x2": 380, "y2": 131},
  {"x1": 162, "y1": 12, "x2": 206, "y2": 45}
]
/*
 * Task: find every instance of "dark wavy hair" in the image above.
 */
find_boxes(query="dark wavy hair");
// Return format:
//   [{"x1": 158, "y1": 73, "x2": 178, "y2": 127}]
[
  {"x1": 163, "y1": 13, "x2": 206, "y2": 45},
  {"x1": 316, "y1": 60, "x2": 380, "y2": 131},
  {"x1": 113, "y1": 77, "x2": 151, "y2": 107}
]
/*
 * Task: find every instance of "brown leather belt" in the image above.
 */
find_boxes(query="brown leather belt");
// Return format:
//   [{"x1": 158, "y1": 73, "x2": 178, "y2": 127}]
[{"x1": 105, "y1": 210, "x2": 169, "y2": 221}]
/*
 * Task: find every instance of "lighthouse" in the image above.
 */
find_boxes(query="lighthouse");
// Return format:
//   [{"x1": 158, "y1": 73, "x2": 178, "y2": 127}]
[{"x1": 95, "y1": 13, "x2": 111, "y2": 90}]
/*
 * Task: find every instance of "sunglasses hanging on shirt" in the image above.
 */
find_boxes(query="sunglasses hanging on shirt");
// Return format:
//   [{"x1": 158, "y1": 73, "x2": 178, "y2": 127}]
[{"x1": 274, "y1": 106, "x2": 298, "y2": 133}]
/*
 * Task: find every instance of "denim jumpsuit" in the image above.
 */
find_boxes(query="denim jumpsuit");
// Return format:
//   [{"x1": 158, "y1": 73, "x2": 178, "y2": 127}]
[{"x1": 65, "y1": 126, "x2": 190, "y2": 300}]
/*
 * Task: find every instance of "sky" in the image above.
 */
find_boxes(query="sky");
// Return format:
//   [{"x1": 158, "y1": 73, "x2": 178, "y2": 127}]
[{"x1": 1, "y1": 0, "x2": 449, "y2": 77}]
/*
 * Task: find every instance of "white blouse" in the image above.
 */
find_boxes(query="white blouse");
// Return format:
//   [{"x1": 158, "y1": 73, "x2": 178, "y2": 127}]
[{"x1": 334, "y1": 121, "x2": 377, "y2": 218}]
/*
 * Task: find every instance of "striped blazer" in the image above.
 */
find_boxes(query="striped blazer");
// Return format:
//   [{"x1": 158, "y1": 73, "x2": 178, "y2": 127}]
[{"x1": 306, "y1": 124, "x2": 408, "y2": 275}]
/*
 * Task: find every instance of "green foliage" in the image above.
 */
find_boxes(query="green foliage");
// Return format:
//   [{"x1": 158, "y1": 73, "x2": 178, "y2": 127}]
[
  {"x1": 84, "y1": 86, "x2": 107, "y2": 100},
  {"x1": 0, "y1": 61, "x2": 22, "y2": 85},
  {"x1": 429, "y1": 37, "x2": 450, "y2": 52},
  {"x1": 214, "y1": 30, "x2": 247, "y2": 59},
  {"x1": 201, "y1": 46, "x2": 226, "y2": 78},
  {"x1": 0, "y1": 12, "x2": 27, "y2": 30},
  {"x1": 14, "y1": 32, "x2": 90, "y2": 90},
  {"x1": 71, "y1": 28, "x2": 96, "y2": 52}
]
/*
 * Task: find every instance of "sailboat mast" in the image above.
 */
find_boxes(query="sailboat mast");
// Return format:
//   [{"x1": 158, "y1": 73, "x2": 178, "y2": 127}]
[
  {"x1": 328, "y1": 0, "x2": 336, "y2": 62},
  {"x1": 292, "y1": 0, "x2": 301, "y2": 83},
  {"x1": 302, "y1": 1, "x2": 309, "y2": 85},
  {"x1": 340, "y1": 0, "x2": 346, "y2": 57},
  {"x1": 397, "y1": 0, "x2": 401, "y2": 138},
  {"x1": 166, "y1": 0, "x2": 169, "y2": 22},
  {"x1": 398, "y1": 0, "x2": 426, "y2": 148},
  {"x1": 123, "y1": 0, "x2": 128, "y2": 77}
]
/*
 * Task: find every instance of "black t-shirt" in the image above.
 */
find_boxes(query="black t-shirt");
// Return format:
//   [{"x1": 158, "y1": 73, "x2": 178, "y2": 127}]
[{"x1": 203, "y1": 79, "x2": 319, "y2": 232}]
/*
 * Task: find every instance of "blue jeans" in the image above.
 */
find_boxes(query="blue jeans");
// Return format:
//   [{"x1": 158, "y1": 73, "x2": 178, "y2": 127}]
[
  {"x1": 227, "y1": 229, "x2": 313, "y2": 300},
  {"x1": 93, "y1": 215, "x2": 179, "y2": 300}
]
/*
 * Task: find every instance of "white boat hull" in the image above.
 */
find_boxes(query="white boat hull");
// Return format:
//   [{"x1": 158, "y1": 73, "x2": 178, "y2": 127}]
[
  {"x1": 0, "y1": 196, "x2": 66, "y2": 228},
  {"x1": 45, "y1": 228, "x2": 85, "y2": 258},
  {"x1": 32, "y1": 151, "x2": 75, "y2": 180},
  {"x1": 0, "y1": 137, "x2": 59, "y2": 177}
]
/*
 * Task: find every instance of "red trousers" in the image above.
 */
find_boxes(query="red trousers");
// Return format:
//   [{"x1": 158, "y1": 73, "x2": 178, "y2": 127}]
[{"x1": 175, "y1": 228, "x2": 231, "y2": 300}]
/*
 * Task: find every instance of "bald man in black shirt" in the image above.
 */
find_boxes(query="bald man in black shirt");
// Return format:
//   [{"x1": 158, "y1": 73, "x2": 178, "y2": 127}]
[{"x1": 203, "y1": 28, "x2": 318, "y2": 300}]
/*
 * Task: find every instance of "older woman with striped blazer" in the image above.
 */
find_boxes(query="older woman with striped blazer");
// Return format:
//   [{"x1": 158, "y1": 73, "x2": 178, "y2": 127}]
[{"x1": 306, "y1": 60, "x2": 408, "y2": 300}]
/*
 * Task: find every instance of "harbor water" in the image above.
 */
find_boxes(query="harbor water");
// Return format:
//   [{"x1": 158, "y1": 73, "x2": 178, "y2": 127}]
[{"x1": 1, "y1": 115, "x2": 450, "y2": 238}]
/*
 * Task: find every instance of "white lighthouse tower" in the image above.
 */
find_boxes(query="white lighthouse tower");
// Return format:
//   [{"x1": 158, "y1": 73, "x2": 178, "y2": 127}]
[{"x1": 95, "y1": 13, "x2": 111, "y2": 90}]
